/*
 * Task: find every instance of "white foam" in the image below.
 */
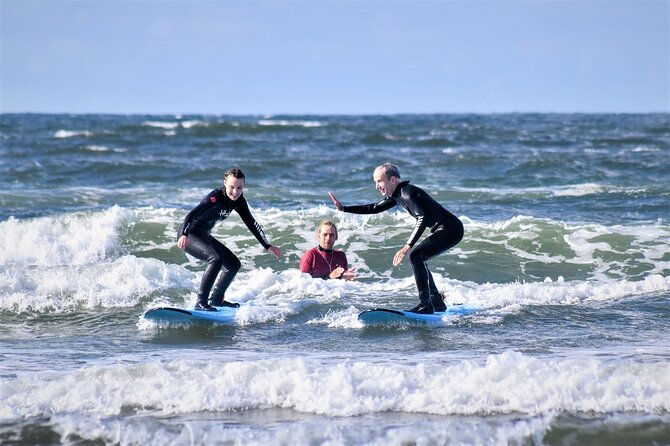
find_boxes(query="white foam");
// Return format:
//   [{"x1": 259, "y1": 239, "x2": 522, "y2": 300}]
[
  {"x1": 84, "y1": 145, "x2": 127, "y2": 153},
  {"x1": 142, "y1": 121, "x2": 179, "y2": 130},
  {"x1": 0, "y1": 256, "x2": 194, "y2": 313},
  {"x1": 84, "y1": 145, "x2": 108, "y2": 152},
  {"x1": 140, "y1": 263, "x2": 669, "y2": 327},
  {"x1": 2, "y1": 351, "x2": 667, "y2": 419},
  {"x1": 306, "y1": 306, "x2": 364, "y2": 329},
  {"x1": 30, "y1": 410, "x2": 565, "y2": 446},
  {"x1": 552, "y1": 183, "x2": 606, "y2": 197},
  {"x1": 178, "y1": 120, "x2": 205, "y2": 129},
  {"x1": 165, "y1": 206, "x2": 669, "y2": 284},
  {"x1": 2, "y1": 206, "x2": 667, "y2": 317},
  {"x1": 53, "y1": 130, "x2": 94, "y2": 138},
  {"x1": 562, "y1": 222, "x2": 670, "y2": 280},
  {"x1": 0, "y1": 206, "x2": 129, "y2": 267},
  {"x1": 463, "y1": 215, "x2": 670, "y2": 281},
  {"x1": 439, "y1": 274, "x2": 669, "y2": 311},
  {"x1": 452, "y1": 183, "x2": 634, "y2": 198},
  {"x1": 226, "y1": 269, "x2": 360, "y2": 325},
  {"x1": 258, "y1": 119, "x2": 323, "y2": 128},
  {"x1": 632, "y1": 146, "x2": 660, "y2": 153}
]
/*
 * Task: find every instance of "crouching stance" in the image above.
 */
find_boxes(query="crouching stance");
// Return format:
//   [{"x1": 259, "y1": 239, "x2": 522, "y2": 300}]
[
  {"x1": 329, "y1": 163, "x2": 462, "y2": 314},
  {"x1": 177, "y1": 168, "x2": 281, "y2": 311}
]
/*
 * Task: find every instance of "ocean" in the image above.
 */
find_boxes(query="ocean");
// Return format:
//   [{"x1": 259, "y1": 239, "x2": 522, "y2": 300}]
[{"x1": 0, "y1": 113, "x2": 668, "y2": 445}]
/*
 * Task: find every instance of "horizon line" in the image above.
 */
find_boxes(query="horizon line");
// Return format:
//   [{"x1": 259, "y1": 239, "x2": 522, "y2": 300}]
[{"x1": 2, "y1": 110, "x2": 669, "y2": 116}]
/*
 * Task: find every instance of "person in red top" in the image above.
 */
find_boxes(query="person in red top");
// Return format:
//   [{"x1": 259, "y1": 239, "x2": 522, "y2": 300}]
[{"x1": 299, "y1": 220, "x2": 356, "y2": 281}]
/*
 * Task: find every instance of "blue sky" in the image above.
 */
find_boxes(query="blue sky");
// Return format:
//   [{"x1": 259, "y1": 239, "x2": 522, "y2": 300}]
[{"x1": 1, "y1": 0, "x2": 668, "y2": 114}]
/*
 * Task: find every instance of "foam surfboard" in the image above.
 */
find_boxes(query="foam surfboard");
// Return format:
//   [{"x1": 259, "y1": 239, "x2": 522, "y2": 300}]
[
  {"x1": 358, "y1": 304, "x2": 478, "y2": 326},
  {"x1": 143, "y1": 305, "x2": 239, "y2": 324}
]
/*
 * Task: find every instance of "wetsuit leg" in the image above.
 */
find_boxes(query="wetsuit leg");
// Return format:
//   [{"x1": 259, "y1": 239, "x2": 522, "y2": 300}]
[
  {"x1": 408, "y1": 223, "x2": 463, "y2": 313},
  {"x1": 208, "y1": 247, "x2": 241, "y2": 306},
  {"x1": 183, "y1": 234, "x2": 231, "y2": 309},
  {"x1": 425, "y1": 269, "x2": 444, "y2": 311}
]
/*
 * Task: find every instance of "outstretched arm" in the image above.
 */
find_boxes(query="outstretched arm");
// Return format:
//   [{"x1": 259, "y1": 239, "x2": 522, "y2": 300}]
[
  {"x1": 328, "y1": 191, "x2": 344, "y2": 211},
  {"x1": 329, "y1": 191, "x2": 395, "y2": 214}
]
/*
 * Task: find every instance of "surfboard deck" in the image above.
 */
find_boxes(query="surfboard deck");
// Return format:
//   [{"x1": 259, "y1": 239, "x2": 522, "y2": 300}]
[
  {"x1": 143, "y1": 305, "x2": 239, "y2": 324},
  {"x1": 358, "y1": 305, "x2": 478, "y2": 326}
]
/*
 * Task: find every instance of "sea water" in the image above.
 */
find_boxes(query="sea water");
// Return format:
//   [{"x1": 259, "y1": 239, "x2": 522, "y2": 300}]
[{"x1": 0, "y1": 113, "x2": 669, "y2": 445}]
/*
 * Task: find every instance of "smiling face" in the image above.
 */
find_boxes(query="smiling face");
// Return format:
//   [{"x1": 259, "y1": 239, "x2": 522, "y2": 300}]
[
  {"x1": 224, "y1": 175, "x2": 245, "y2": 201},
  {"x1": 373, "y1": 167, "x2": 399, "y2": 197},
  {"x1": 317, "y1": 222, "x2": 338, "y2": 250}
]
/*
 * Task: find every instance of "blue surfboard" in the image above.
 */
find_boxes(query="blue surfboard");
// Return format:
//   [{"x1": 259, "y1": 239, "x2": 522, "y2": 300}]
[
  {"x1": 143, "y1": 305, "x2": 239, "y2": 324},
  {"x1": 358, "y1": 304, "x2": 478, "y2": 326}
]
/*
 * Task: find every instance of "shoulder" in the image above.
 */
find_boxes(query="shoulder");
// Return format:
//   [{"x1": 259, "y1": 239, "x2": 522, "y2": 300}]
[
  {"x1": 394, "y1": 180, "x2": 413, "y2": 195},
  {"x1": 400, "y1": 181, "x2": 419, "y2": 192},
  {"x1": 334, "y1": 249, "x2": 348, "y2": 259},
  {"x1": 232, "y1": 194, "x2": 250, "y2": 210},
  {"x1": 301, "y1": 246, "x2": 318, "y2": 259},
  {"x1": 204, "y1": 188, "x2": 221, "y2": 199},
  {"x1": 299, "y1": 247, "x2": 318, "y2": 271},
  {"x1": 401, "y1": 182, "x2": 425, "y2": 198},
  {"x1": 196, "y1": 189, "x2": 223, "y2": 206}
]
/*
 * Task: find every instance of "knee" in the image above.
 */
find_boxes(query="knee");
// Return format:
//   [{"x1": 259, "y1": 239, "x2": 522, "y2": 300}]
[
  {"x1": 226, "y1": 256, "x2": 241, "y2": 273},
  {"x1": 206, "y1": 252, "x2": 223, "y2": 268},
  {"x1": 408, "y1": 249, "x2": 423, "y2": 266}
]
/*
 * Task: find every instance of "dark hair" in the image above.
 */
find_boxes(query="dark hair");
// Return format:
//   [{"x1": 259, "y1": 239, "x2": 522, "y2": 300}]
[
  {"x1": 376, "y1": 163, "x2": 400, "y2": 180},
  {"x1": 223, "y1": 168, "x2": 245, "y2": 182}
]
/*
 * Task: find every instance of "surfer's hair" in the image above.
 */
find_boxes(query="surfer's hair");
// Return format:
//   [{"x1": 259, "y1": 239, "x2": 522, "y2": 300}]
[
  {"x1": 223, "y1": 167, "x2": 245, "y2": 182},
  {"x1": 376, "y1": 163, "x2": 400, "y2": 180},
  {"x1": 317, "y1": 219, "x2": 338, "y2": 238}
]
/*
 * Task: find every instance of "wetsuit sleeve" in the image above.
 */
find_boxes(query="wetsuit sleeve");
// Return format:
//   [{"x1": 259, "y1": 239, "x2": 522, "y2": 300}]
[
  {"x1": 235, "y1": 198, "x2": 272, "y2": 250},
  {"x1": 406, "y1": 215, "x2": 428, "y2": 247},
  {"x1": 179, "y1": 191, "x2": 218, "y2": 236},
  {"x1": 342, "y1": 197, "x2": 396, "y2": 214},
  {"x1": 403, "y1": 186, "x2": 431, "y2": 247}
]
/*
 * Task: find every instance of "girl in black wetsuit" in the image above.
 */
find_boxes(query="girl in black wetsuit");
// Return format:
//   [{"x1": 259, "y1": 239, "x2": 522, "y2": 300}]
[
  {"x1": 329, "y1": 163, "x2": 463, "y2": 314},
  {"x1": 177, "y1": 168, "x2": 281, "y2": 311}
]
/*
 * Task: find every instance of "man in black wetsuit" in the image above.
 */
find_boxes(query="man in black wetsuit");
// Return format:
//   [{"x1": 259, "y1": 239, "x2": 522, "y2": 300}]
[
  {"x1": 329, "y1": 163, "x2": 463, "y2": 314},
  {"x1": 177, "y1": 168, "x2": 281, "y2": 311}
]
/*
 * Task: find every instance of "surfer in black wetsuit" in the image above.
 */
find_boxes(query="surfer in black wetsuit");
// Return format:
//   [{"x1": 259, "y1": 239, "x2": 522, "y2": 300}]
[
  {"x1": 177, "y1": 168, "x2": 281, "y2": 311},
  {"x1": 329, "y1": 163, "x2": 463, "y2": 314}
]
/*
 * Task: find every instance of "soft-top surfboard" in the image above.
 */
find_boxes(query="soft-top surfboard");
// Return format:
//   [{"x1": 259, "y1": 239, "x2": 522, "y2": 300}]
[
  {"x1": 143, "y1": 305, "x2": 239, "y2": 324},
  {"x1": 358, "y1": 304, "x2": 478, "y2": 326}
]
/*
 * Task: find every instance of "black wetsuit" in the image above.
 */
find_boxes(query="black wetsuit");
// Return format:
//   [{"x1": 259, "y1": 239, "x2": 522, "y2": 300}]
[
  {"x1": 342, "y1": 180, "x2": 463, "y2": 310},
  {"x1": 178, "y1": 188, "x2": 270, "y2": 306}
]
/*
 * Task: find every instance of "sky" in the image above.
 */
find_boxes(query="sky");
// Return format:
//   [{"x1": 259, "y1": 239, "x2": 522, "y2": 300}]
[{"x1": 1, "y1": 0, "x2": 668, "y2": 115}]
